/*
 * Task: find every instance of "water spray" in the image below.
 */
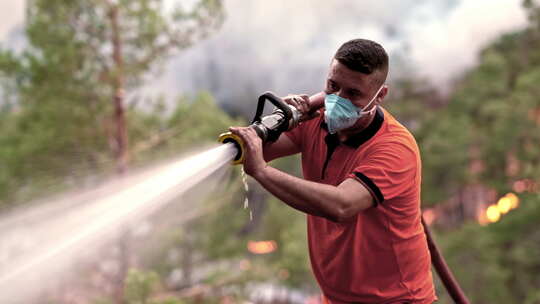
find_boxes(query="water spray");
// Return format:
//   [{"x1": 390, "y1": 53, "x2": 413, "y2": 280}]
[
  {"x1": 0, "y1": 145, "x2": 236, "y2": 303},
  {"x1": 218, "y1": 92, "x2": 306, "y2": 165}
]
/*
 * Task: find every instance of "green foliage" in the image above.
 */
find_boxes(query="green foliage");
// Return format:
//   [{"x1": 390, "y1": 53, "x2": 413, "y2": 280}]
[
  {"x1": 413, "y1": 25, "x2": 540, "y2": 205},
  {"x1": 436, "y1": 193, "x2": 540, "y2": 304},
  {"x1": 166, "y1": 91, "x2": 244, "y2": 150},
  {"x1": 387, "y1": 4, "x2": 540, "y2": 302},
  {"x1": 125, "y1": 269, "x2": 160, "y2": 304},
  {"x1": 0, "y1": 0, "x2": 225, "y2": 207},
  {"x1": 2, "y1": 0, "x2": 540, "y2": 303},
  {"x1": 195, "y1": 178, "x2": 251, "y2": 259},
  {"x1": 264, "y1": 195, "x2": 313, "y2": 288},
  {"x1": 417, "y1": 113, "x2": 474, "y2": 205},
  {"x1": 151, "y1": 299, "x2": 187, "y2": 304},
  {"x1": 93, "y1": 268, "x2": 188, "y2": 304}
]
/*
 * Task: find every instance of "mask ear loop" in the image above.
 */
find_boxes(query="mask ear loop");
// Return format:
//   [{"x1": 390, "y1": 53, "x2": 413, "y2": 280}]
[{"x1": 360, "y1": 84, "x2": 385, "y2": 115}]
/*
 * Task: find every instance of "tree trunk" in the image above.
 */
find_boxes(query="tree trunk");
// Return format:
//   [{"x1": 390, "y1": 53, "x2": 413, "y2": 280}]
[
  {"x1": 109, "y1": 6, "x2": 130, "y2": 304},
  {"x1": 109, "y1": 4, "x2": 129, "y2": 174}
]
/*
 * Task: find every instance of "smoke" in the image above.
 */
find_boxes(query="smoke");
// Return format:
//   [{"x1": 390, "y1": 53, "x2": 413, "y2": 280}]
[
  {"x1": 0, "y1": 0, "x2": 530, "y2": 115},
  {"x1": 404, "y1": 0, "x2": 528, "y2": 89},
  {"x1": 0, "y1": 1, "x2": 25, "y2": 42},
  {"x1": 151, "y1": 0, "x2": 528, "y2": 115}
]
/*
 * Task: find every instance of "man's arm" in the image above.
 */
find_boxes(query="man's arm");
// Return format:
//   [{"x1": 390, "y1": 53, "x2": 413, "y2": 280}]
[
  {"x1": 253, "y1": 165, "x2": 374, "y2": 222},
  {"x1": 263, "y1": 133, "x2": 299, "y2": 162},
  {"x1": 229, "y1": 126, "x2": 374, "y2": 222}
]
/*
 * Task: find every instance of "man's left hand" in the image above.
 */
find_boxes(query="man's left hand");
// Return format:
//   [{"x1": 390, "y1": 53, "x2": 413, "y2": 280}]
[
  {"x1": 229, "y1": 126, "x2": 267, "y2": 177},
  {"x1": 284, "y1": 94, "x2": 321, "y2": 122}
]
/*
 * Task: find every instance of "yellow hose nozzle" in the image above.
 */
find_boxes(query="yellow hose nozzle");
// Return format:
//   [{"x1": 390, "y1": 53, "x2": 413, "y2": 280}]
[
  {"x1": 218, "y1": 132, "x2": 245, "y2": 165},
  {"x1": 218, "y1": 92, "x2": 306, "y2": 165}
]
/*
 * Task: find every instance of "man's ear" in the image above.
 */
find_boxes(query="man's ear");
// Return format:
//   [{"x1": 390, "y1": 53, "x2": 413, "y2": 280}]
[{"x1": 377, "y1": 85, "x2": 389, "y2": 104}]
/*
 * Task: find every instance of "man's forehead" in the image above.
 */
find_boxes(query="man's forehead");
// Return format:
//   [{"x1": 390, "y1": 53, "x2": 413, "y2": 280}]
[{"x1": 328, "y1": 59, "x2": 375, "y2": 89}]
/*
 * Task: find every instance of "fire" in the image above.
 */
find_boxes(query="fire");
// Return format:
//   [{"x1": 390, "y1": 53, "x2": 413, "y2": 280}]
[
  {"x1": 480, "y1": 192, "x2": 520, "y2": 225},
  {"x1": 422, "y1": 209, "x2": 436, "y2": 225},
  {"x1": 477, "y1": 212, "x2": 489, "y2": 226},
  {"x1": 247, "y1": 240, "x2": 277, "y2": 254},
  {"x1": 505, "y1": 193, "x2": 519, "y2": 209},
  {"x1": 497, "y1": 197, "x2": 511, "y2": 214},
  {"x1": 486, "y1": 205, "x2": 501, "y2": 223}
]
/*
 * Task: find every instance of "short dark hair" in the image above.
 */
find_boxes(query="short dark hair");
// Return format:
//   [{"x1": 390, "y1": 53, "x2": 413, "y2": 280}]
[{"x1": 334, "y1": 39, "x2": 389, "y2": 83}]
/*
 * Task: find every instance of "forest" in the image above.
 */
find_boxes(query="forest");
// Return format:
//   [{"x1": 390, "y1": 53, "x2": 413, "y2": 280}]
[{"x1": 0, "y1": 1, "x2": 539, "y2": 303}]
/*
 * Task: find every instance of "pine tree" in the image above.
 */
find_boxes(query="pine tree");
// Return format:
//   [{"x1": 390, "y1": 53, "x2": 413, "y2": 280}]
[{"x1": 0, "y1": 0, "x2": 224, "y2": 205}]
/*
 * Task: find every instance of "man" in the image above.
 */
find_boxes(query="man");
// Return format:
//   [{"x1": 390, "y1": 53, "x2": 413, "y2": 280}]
[{"x1": 230, "y1": 39, "x2": 436, "y2": 304}]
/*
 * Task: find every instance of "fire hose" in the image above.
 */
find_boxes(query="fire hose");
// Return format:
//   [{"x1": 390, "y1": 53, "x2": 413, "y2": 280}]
[{"x1": 422, "y1": 217, "x2": 470, "y2": 304}]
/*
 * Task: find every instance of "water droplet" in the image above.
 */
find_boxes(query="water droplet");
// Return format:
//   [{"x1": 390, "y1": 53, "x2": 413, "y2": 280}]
[{"x1": 241, "y1": 167, "x2": 252, "y2": 221}]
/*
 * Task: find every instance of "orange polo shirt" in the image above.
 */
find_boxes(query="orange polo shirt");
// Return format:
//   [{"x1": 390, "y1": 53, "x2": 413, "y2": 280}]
[{"x1": 285, "y1": 107, "x2": 436, "y2": 304}]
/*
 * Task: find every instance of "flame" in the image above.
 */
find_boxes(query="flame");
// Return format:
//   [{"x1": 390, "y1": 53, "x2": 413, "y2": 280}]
[
  {"x1": 422, "y1": 209, "x2": 436, "y2": 225},
  {"x1": 505, "y1": 193, "x2": 519, "y2": 209},
  {"x1": 497, "y1": 197, "x2": 511, "y2": 214},
  {"x1": 477, "y1": 212, "x2": 489, "y2": 226},
  {"x1": 479, "y1": 192, "x2": 520, "y2": 225},
  {"x1": 486, "y1": 205, "x2": 501, "y2": 223},
  {"x1": 247, "y1": 240, "x2": 277, "y2": 254}
]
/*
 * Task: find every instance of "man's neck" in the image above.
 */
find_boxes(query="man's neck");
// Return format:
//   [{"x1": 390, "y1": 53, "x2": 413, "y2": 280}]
[{"x1": 336, "y1": 110, "x2": 376, "y2": 142}]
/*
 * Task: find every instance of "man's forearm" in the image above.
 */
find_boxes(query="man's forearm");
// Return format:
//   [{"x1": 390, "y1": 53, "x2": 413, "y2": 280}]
[{"x1": 252, "y1": 165, "x2": 346, "y2": 221}]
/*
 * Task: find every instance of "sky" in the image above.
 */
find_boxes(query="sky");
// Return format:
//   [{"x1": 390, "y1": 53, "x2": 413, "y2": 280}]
[{"x1": 0, "y1": 0, "x2": 530, "y2": 114}]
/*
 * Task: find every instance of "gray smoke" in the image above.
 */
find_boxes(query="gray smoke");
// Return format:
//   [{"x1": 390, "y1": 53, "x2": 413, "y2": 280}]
[
  {"x1": 0, "y1": 1, "x2": 25, "y2": 42},
  {"x1": 149, "y1": 0, "x2": 527, "y2": 116},
  {"x1": 0, "y1": 0, "x2": 529, "y2": 116}
]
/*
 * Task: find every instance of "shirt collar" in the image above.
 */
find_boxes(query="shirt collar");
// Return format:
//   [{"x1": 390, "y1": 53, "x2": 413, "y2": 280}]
[{"x1": 321, "y1": 107, "x2": 384, "y2": 148}]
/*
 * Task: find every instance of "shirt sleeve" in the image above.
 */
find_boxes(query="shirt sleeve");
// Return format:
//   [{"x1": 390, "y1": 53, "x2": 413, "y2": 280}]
[
  {"x1": 285, "y1": 109, "x2": 324, "y2": 150},
  {"x1": 284, "y1": 125, "x2": 303, "y2": 150},
  {"x1": 348, "y1": 141, "x2": 419, "y2": 206}
]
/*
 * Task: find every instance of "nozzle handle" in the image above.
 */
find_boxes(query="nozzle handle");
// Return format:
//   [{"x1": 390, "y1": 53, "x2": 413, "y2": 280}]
[{"x1": 252, "y1": 92, "x2": 293, "y2": 130}]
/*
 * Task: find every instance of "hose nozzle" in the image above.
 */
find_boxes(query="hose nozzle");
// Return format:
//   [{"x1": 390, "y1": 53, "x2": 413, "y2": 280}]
[
  {"x1": 218, "y1": 132, "x2": 245, "y2": 165},
  {"x1": 218, "y1": 91, "x2": 312, "y2": 165}
]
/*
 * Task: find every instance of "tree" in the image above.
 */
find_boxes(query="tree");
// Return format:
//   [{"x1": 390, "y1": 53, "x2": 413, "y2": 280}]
[
  {"x1": 0, "y1": 2, "x2": 226, "y2": 302},
  {"x1": 0, "y1": 0, "x2": 224, "y2": 204},
  {"x1": 415, "y1": 27, "x2": 540, "y2": 207},
  {"x1": 411, "y1": 2, "x2": 540, "y2": 301}
]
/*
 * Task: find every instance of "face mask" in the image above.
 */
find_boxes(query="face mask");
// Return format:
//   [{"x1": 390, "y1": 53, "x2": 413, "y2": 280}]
[{"x1": 324, "y1": 84, "x2": 385, "y2": 134}]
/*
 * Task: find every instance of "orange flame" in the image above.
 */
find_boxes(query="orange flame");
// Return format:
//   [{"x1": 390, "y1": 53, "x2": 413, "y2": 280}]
[
  {"x1": 486, "y1": 205, "x2": 501, "y2": 223},
  {"x1": 247, "y1": 240, "x2": 277, "y2": 254},
  {"x1": 422, "y1": 209, "x2": 436, "y2": 225},
  {"x1": 505, "y1": 193, "x2": 519, "y2": 209},
  {"x1": 480, "y1": 193, "x2": 520, "y2": 225}
]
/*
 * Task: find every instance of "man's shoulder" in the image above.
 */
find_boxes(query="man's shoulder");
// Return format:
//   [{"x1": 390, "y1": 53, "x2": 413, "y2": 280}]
[
  {"x1": 297, "y1": 111, "x2": 325, "y2": 133},
  {"x1": 376, "y1": 107, "x2": 419, "y2": 150},
  {"x1": 284, "y1": 112, "x2": 325, "y2": 147}
]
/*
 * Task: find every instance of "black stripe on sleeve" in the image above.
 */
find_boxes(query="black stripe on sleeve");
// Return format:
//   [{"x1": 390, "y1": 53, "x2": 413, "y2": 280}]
[{"x1": 353, "y1": 172, "x2": 385, "y2": 206}]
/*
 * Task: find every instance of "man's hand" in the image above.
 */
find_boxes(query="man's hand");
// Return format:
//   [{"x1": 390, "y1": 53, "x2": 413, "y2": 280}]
[
  {"x1": 284, "y1": 94, "x2": 322, "y2": 122},
  {"x1": 229, "y1": 126, "x2": 267, "y2": 177}
]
